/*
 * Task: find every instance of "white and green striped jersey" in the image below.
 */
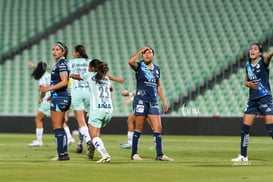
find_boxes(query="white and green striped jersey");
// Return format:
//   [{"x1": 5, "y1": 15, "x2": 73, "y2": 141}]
[{"x1": 82, "y1": 72, "x2": 113, "y2": 113}]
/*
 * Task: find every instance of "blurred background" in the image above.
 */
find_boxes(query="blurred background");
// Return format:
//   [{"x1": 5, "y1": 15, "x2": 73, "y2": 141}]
[{"x1": 1, "y1": 0, "x2": 273, "y2": 118}]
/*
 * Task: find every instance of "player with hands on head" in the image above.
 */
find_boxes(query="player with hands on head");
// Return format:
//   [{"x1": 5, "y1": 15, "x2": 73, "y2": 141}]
[
  {"x1": 128, "y1": 46, "x2": 172, "y2": 161},
  {"x1": 231, "y1": 43, "x2": 273, "y2": 162}
]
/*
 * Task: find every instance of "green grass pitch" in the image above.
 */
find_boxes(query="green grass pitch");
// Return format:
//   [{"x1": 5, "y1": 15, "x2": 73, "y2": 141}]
[{"x1": 1, "y1": 134, "x2": 273, "y2": 181}]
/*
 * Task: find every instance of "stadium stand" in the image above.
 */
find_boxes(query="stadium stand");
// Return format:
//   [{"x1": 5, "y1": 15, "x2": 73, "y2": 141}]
[{"x1": 0, "y1": 0, "x2": 273, "y2": 116}]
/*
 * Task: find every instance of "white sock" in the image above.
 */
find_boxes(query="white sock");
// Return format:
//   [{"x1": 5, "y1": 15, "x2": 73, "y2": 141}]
[
  {"x1": 36, "y1": 128, "x2": 43, "y2": 142},
  {"x1": 79, "y1": 126, "x2": 91, "y2": 143},
  {"x1": 64, "y1": 126, "x2": 73, "y2": 141},
  {"x1": 92, "y1": 137, "x2": 108, "y2": 156},
  {"x1": 127, "y1": 131, "x2": 133, "y2": 145}
]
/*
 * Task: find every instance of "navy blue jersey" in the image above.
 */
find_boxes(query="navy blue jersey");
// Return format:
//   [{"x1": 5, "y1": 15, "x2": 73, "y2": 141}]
[
  {"x1": 246, "y1": 57, "x2": 271, "y2": 100},
  {"x1": 134, "y1": 62, "x2": 160, "y2": 103},
  {"x1": 50, "y1": 57, "x2": 70, "y2": 98}
]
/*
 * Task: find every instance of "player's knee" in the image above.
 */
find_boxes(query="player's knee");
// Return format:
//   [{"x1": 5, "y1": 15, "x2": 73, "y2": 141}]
[{"x1": 241, "y1": 124, "x2": 250, "y2": 134}]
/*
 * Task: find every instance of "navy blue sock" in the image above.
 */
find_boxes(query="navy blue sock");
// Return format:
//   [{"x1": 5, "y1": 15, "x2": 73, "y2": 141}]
[
  {"x1": 240, "y1": 124, "x2": 250, "y2": 157},
  {"x1": 153, "y1": 132, "x2": 163, "y2": 157},
  {"x1": 132, "y1": 131, "x2": 141, "y2": 156},
  {"x1": 54, "y1": 128, "x2": 67, "y2": 156},
  {"x1": 266, "y1": 124, "x2": 273, "y2": 139}
]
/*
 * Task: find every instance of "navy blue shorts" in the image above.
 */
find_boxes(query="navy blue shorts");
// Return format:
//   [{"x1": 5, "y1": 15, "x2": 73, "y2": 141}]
[
  {"x1": 51, "y1": 96, "x2": 71, "y2": 112},
  {"x1": 244, "y1": 95, "x2": 273, "y2": 115},
  {"x1": 133, "y1": 98, "x2": 160, "y2": 116}
]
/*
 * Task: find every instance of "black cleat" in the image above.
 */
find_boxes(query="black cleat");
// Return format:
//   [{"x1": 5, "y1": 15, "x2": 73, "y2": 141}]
[
  {"x1": 87, "y1": 141, "x2": 95, "y2": 160},
  {"x1": 76, "y1": 144, "x2": 83, "y2": 153}
]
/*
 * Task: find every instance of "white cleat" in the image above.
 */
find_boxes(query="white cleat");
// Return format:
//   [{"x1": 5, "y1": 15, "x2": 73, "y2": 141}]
[
  {"x1": 131, "y1": 154, "x2": 143, "y2": 161},
  {"x1": 231, "y1": 154, "x2": 248, "y2": 162},
  {"x1": 28, "y1": 140, "x2": 43, "y2": 147},
  {"x1": 156, "y1": 154, "x2": 174, "y2": 161},
  {"x1": 96, "y1": 155, "x2": 111, "y2": 163},
  {"x1": 68, "y1": 138, "x2": 75, "y2": 146}
]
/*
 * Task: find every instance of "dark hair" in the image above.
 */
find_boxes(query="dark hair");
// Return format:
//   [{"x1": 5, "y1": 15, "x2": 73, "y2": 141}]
[
  {"x1": 64, "y1": 45, "x2": 68, "y2": 59},
  {"x1": 89, "y1": 59, "x2": 103, "y2": 70},
  {"x1": 55, "y1": 41, "x2": 65, "y2": 51},
  {"x1": 74, "y1": 45, "x2": 88, "y2": 58},
  {"x1": 89, "y1": 59, "x2": 108, "y2": 82},
  {"x1": 142, "y1": 47, "x2": 155, "y2": 55},
  {"x1": 250, "y1": 43, "x2": 263, "y2": 54},
  {"x1": 95, "y1": 62, "x2": 109, "y2": 82},
  {"x1": 31, "y1": 61, "x2": 47, "y2": 80}
]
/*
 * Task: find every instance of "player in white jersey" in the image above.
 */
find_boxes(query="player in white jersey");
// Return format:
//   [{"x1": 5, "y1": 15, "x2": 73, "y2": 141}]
[
  {"x1": 27, "y1": 61, "x2": 51, "y2": 147},
  {"x1": 68, "y1": 45, "x2": 93, "y2": 153},
  {"x1": 71, "y1": 59, "x2": 116, "y2": 163}
]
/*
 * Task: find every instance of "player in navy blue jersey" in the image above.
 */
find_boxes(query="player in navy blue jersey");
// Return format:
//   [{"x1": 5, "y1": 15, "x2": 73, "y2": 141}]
[
  {"x1": 128, "y1": 46, "x2": 173, "y2": 161},
  {"x1": 40, "y1": 42, "x2": 71, "y2": 161},
  {"x1": 231, "y1": 43, "x2": 273, "y2": 162}
]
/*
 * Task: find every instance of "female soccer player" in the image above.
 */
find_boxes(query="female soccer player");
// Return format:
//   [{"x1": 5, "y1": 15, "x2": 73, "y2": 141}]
[
  {"x1": 128, "y1": 46, "x2": 173, "y2": 161},
  {"x1": 28, "y1": 61, "x2": 74, "y2": 147},
  {"x1": 80, "y1": 59, "x2": 113, "y2": 163},
  {"x1": 68, "y1": 45, "x2": 92, "y2": 153},
  {"x1": 27, "y1": 61, "x2": 51, "y2": 147},
  {"x1": 231, "y1": 43, "x2": 273, "y2": 162},
  {"x1": 40, "y1": 42, "x2": 71, "y2": 161},
  {"x1": 71, "y1": 59, "x2": 124, "y2": 161},
  {"x1": 120, "y1": 90, "x2": 153, "y2": 149}
]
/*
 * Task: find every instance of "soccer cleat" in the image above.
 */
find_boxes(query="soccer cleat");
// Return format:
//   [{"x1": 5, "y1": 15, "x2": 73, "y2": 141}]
[
  {"x1": 68, "y1": 138, "x2": 75, "y2": 146},
  {"x1": 28, "y1": 140, "x2": 43, "y2": 147},
  {"x1": 87, "y1": 141, "x2": 95, "y2": 159},
  {"x1": 58, "y1": 153, "x2": 70, "y2": 161},
  {"x1": 76, "y1": 144, "x2": 83, "y2": 153},
  {"x1": 156, "y1": 154, "x2": 174, "y2": 161},
  {"x1": 131, "y1": 154, "x2": 143, "y2": 160},
  {"x1": 51, "y1": 154, "x2": 70, "y2": 161},
  {"x1": 51, "y1": 156, "x2": 59, "y2": 161},
  {"x1": 120, "y1": 143, "x2": 131, "y2": 149},
  {"x1": 231, "y1": 154, "x2": 248, "y2": 162},
  {"x1": 96, "y1": 155, "x2": 111, "y2": 163}
]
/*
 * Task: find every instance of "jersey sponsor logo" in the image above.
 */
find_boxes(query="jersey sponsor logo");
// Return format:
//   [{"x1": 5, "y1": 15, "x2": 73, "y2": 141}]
[
  {"x1": 98, "y1": 103, "x2": 111, "y2": 109},
  {"x1": 136, "y1": 104, "x2": 144, "y2": 113}
]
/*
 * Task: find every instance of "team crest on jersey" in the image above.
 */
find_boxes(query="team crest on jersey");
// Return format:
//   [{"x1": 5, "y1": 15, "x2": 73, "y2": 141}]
[
  {"x1": 256, "y1": 64, "x2": 261, "y2": 73},
  {"x1": 256, "y1": 64, "x2": 260, "y2": 69}
]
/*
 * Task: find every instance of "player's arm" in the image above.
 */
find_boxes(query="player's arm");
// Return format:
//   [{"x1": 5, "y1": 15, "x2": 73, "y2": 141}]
[
  {"x1": 123, "y1": 97, "x2": 134, "y2": 104},
  {"x1": 38, "y1": 85, "x2": 46, "y2": 103},
  {"x1": 245, "y1": 75, "x2": 258, "y2": 89},
  {"x1": 121, "y1": 90, "x2": 135, "y2": 97},
  {"x1": 157, "y1": 80, "x2": 169, "y2": 113},
  {"x1": 27, "y1": 61, "x2": 36, "y2": 69},
  {"x1": 40, "y1": 72, "x2": 69, "y2": 92},
  {"x1": 264, "y1": 49, "x2": 273, "y2": 65},
  {"x1": 70, "y1": 73, "x2": 83, "y2": 80},
  {"x1": 128, "y1": 46, "x2": 150, "y2": 70},
  {"x1": 107, "y1": 73, "x2": 124, "y2": 83}
]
